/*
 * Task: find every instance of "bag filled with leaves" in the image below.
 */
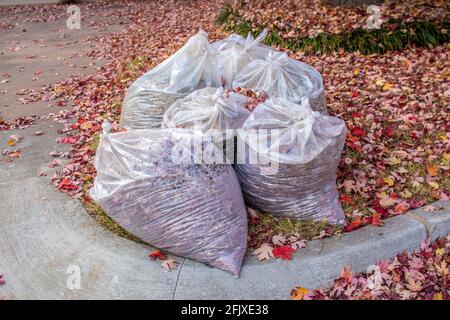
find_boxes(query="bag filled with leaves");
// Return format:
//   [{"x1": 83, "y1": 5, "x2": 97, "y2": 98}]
[
  {"x1": 163, "y1": 87, "x2": 251, "y2": 130},
  {"x1": 163, "y1": 87, "x2": 252, "y2": 162},
  {"x1": 89, "y1": 129, "x2": 248, "y2": 276},
  {"x1": 212, "y1": 29, "x2": 275, "y2": 86},
  {"x1": 232, "y1": 51, "x2": 327, "y2": 113},
  {"x1": 120, "y1": 30, "x2": 222, "y2": 129},
  {"x1": 234, "y1": 97, "x2": 346, "y2": 225}
]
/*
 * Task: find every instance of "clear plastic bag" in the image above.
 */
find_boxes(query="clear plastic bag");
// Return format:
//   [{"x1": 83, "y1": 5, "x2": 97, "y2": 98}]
[
  {"x1": 234, "y1": 97, "x2": 346, "y2": 224},
  {"x1": 120, "y1": 30, "x2": 222, "y2": 129},
  {"x1": 90, "y1": 129, "x2": 248, "y2": 276},
  {"x1": 213, "y1": 29, "x2": 275, "y2": 87},
  {"x1": 232, "y1": 51, "x2": 327, "y2": 113},
  {"x1": 163, "y1": 87, "x2": 251, "y2": 131}
]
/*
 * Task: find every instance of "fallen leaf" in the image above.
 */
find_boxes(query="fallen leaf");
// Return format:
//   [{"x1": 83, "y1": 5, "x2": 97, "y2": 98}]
[
  {"x1": 252, "y1": 243, "x2": 274, "y2": 261},
  {"x1": 426, "y1": 165, "x2": 439, "y2": 176},
  {"x1": 394, "y1": 202, "x2": 409, "y2": 214},
  {"x1": 378, "y1": 193, "x2": 398, "y2": 208},
  {"x1": 383, "y1": 176, "x2": 395, "y2": 187},
  {"x1": 148, "y1": 249, "x2": 167, "y2": 261},
  {"x1": 291, "y1": 287, "x2": 309, "y2": 300},
  {"x1": 432, "y1": 293, "x2": 443, "y2": 300},
  {"x1": 272, "y1": 234, "x2": 286, "y2": 246},
  {"x1": 290, "y1": 240, "x2": 306, "y2": 250},
  {"x1": 427, "y1": 181, "x2": 439, "y2": 189},
  {"x1": 48, "y1": 159, "x2": 61, "y2": 168},
  {"x1": 161, "y1": 259, "x2": 177, "y2": 271},
  {"x1": 351, "y1": 126, "x2": 365, "y2": 137},
  {"x1": 382, "y1": 82, "x2": 393, "y2": 91},
  {"x1": 273, "y1": 245, "x2": 296, "y2": 260}
]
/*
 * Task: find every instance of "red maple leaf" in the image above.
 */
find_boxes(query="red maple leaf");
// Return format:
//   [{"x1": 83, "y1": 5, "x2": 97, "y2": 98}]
[
  {"x1": 273, "y1": 245, "x2": 296, "y2": 260},
  {"x1": 0, "y1": 275, "x2": 5, "y2": 286},
  {"x1": 343, "y1": 217, "x2": 363, "y2": 232},
  {"x1": 382, "y1": 126, "x2": 396, "y2": 138},
  {"x1": 340, "y1": 194, "x2": 353, "y2": 205},
  {"x1": 58, "y1": 179, "x2": 78, "y2": 190},
  {"x1": 351, "y1": 126, "x2": 366, "y2": 137},
  {"x1": 148, "y1": 249, "x2": 167, "y2": 261}
]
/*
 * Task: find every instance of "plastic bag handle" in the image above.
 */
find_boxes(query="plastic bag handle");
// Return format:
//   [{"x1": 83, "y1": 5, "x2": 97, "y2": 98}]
[{"x1": 244, "y1": 28, "x2": 268, "y2": 50}]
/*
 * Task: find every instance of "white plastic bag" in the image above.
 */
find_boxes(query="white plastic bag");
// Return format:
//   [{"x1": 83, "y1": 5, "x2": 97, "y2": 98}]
[
  {"x1": 234, "y1": 97, "x2": 346, "y2": 224},
  {"x1": 213, "y1": 29, "x2": 275, "y2": 86},
  {"x1": 232, "y1": 51, "x2": 327, "y2": 113},
  {"x1": 163, "y1": 87, "x2": 251, "y2": 131},
  {"x1": 120, "y1": 30, "x2": 222, "y2": 129},
  {"x1": 90, "y1": 129, "x2": 248, "y2": 276}
]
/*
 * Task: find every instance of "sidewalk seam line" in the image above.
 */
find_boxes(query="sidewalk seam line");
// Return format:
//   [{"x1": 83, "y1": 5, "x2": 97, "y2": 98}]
[
  {"x1": 171, "y1": 258, "x2": 185, "y2": 300},
  {"x1": 405, "y1": 212, "x2": 431, "y2": 238}
]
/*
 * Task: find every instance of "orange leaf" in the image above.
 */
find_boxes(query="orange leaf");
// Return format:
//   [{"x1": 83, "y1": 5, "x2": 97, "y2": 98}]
[
  {"x1": 340, "y1": 194, "x2": 353, "y2": 205},
  {"x1": 371, "y1": 213, "x2": 383, "y2": 226},
  {"x1": 426, "y1": 165, "x2": 439, "y2": 177},
  {"x1": 291, "y1": 287, "x2": 309, "y2": 300},
  {"x1": 394, "y1": 202, "x2": 409, "y2": 214}
]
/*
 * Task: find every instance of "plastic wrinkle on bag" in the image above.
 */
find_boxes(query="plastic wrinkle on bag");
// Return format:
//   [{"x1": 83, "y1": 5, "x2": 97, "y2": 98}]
[
  {"x1": 213, "y1": 29, "x2": 275, "y2": 87},
  {"x1": 163, "y1": 87, "x2": 251, "y2": 131},
  {"x1": 120, "y1": 30, "x2": 222, "y2": 129},
  {"x1": 89, "y1": 129, "x2": 248, "y2": 276},
  {"x1": 232, "y1": 51, "x2": 327, "y2": 113},
  {"x1": 234, "y1": 97, "x2": 347, "y2": 225}
]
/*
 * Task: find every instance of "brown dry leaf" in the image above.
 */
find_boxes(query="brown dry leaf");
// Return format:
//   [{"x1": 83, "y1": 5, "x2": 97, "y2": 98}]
[
  {"x1": 313, "y1": 230, "x2": 328, "y2": 240},
  {"x1": 272, "y1": 234, "x2": 286, "y2": 246},
  {"x1": 378, "y1": 192, "x2": 398, "y2": 208},
  {"x1": 252, "y1": 243, "x2": 274, "y2": 261}
]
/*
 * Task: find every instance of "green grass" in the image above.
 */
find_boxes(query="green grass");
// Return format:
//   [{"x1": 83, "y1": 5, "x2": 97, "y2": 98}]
[
  {"x1": 218, "y1": 8, "x2": 449, "y2": 54},
  {"x1": 248, "y1": 210, "x2": 336, "y2": 248},
  {"x1": 85, "y1": 200, "x2": 147, "y2": 245}
]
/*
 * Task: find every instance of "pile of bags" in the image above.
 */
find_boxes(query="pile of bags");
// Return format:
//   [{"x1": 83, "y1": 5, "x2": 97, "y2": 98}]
[{"x1": 90, "y1": 30, "x2": 347, "y2": 276}]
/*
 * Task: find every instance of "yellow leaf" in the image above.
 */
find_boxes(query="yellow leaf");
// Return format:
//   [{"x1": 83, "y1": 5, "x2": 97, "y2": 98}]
[
  {"x1": 433, "y1": 293, "x2": 443, "y2": 300},
  {"x1": 382, "y1": 82, "x2": 393, "y2": 91},
  {"x1": 438, "y1": 134, "x2": 448, "y2": 142},
  {"x1": 400, "y1": 189, "x2": 412, "y2": 199},
  {"x1": 353, "y1": 68, "x2": 360, "y2": 76},
  {"x1": 291, "y1": 287, "x2": 309, "y2": 300},
  {"x1": 443, "y1": 153, "x2": 450, "y2": 161},
  {"x1": 388, "y1": 157, "x2": 401, "y2": 165},
  {"x1": 436, "y1": 248, "x2": 445, "y2": 256},
  {"x1": 428, "y1": 181, "x2": 439, "y2": 189},
  {"x1": 7, "y1": 139, "x2": 16, "y2": 146},
  {"x1": 375, "y1": 79, "x2": 385, "y2": 87},
  {"x1": 80, "y1": 122, "x2": 92, "y2": 130},
  {"x1": 426, "y1": 165, "x2": 439, "y2": 177},
  {"x1": 384, "y1": 176, "x2": 395, "y2": 187}
]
